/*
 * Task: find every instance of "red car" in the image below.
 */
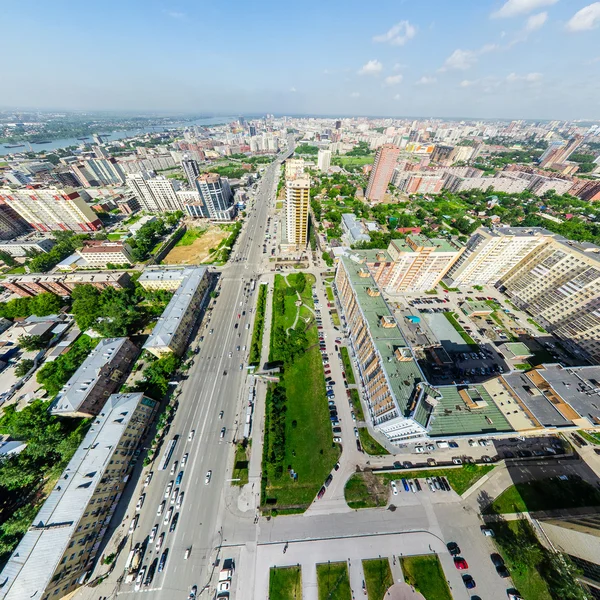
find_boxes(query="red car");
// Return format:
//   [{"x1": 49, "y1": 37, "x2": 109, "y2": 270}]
[{"x1": 454, "y1": 557, "x2": 469, "y2": 570}]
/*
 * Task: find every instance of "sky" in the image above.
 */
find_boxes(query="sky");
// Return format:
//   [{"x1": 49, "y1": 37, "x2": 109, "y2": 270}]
[{"x1": 2, "y1": 0, "x2": 600, "y2": 120}]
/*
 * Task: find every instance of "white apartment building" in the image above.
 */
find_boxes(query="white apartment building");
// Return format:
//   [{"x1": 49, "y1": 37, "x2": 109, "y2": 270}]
[
  {"x1": 285, "y1": 158, "x2": 305, "y2": 180},
  {"x1": 317, "y1": 149, "x2": 332, "y2": 173},
  {"x1": 126, "y1": 173, "x2": 183, "y2": 213},
  {"x1": 76, "y1": 240, "x2": 135, "y2": 267},
  {"x1": 447, "y1": 227, "x2": 555, "y2": 286},
  {"x1": 0, "y1": 185, "x2": 102, "y2": 233},
  {"x1": 282, "y1": 177, "x2": 310, "y2": 251}
]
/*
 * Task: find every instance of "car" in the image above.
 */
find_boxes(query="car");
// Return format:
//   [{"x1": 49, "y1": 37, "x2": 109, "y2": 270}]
[
  {"x1": 158, "y1": 548, "x2": 169, "y2": 572},
  {"x1": 128, "y1": 514, "x2": 139, "y2": 533},
  {"x1": 426, "y1": 444, "x2": 435, "y2": 451},
  {"x1": 401, "y1": 478, "x2": 410, "y2": 492},
  {"x1": 391, "y1": 481, "x2": 398, "y2": 495},
  {"x1": 170, "y1": 512, "x2": 179, "y2": 532},
  {"x1": 481, "y1": 528, "x2": 495, "y2": 537},
  {"x1": 171, "y1": 487, "x2": 179, "y2": 504},
  {"x1": 409, "y1": 480, "x2": 416, "y2": 493},
  {"x1": 240, "y1": 363, "x2": 244, "y2": 370},
  {"x1": 156, "y1": 531, "x2": 165, "y2": 551},
  {"x1": 157, "y1": 501, "x2": 165, "y2": 516},
  {"x1": 149, "y1": 524, "x2": 158, "y2": 543},
  {"x1": 426, "y1": 477, "x2": 436, "y2": 492},
  {"x1": 144, "y1": 472, "x2": 153, "y2": 487},
  {"x1": 188, "y1": 430, "x2": 195, "y2": 442},
  {"x1": 497, "y1": 565, "x2": 510, "y2": 578},
  {"x1": 468, "y1": 439, "x2": 478, "y2": 447},
  {"x1": 452, "y1": 457, "x2": 463, "y2": 465},
  {"x1": 181, "y1": 453, "x2": 189, "y2": 467},
  {"x1": 415, "y1": 446, "x2": 425, "y2": 453},
  {"x1": 447, "y1": 541, "x2": 461, "y2": 556},
  {"x1": 414, "y1": 478, "x2": 422, "y2": 492},
  {"x1": 176, "y1": 471, "x2": 184, "y2": 485},
  {"x1": 136, "y1": 494, "x2": 145, "y2": 512},
  {"x1": 176, "y1": 493, "x2": 184, "y2": 509},
  {"x1": 325, "y1": 474, "x2": 333, "y2": 487},
  {"x1": 164, "y1": 506, "x2": 173, "y2": 525},
  {"x1": 393, "y1": 461, "x2": 402, "y2": 469},
  {"x1": 507, "y1": 591, "x2": 523, "y2": 600},
  {"x1": 219, "y1": 411, "x2": 224, "y2": 419},
  {"x1": 333, "y1": 436, "x2": 342, "y2": 443},
  {"x1": 331, "y1": 419, "x2": 340, "y2": 427},
  {"x1": 205, "y1": 470, "x2": 212, "y2": 484},
  {"x1": 218, "y1": 581, "x2": 231, "y2": 593},
  {"x1": 210, "y1": 329, "x2": 214, "y2": 335},
  {"x1": 170, "y1": 460, "x2": 178, "y2": 475},
  {"x1": 317, "y1": 486, "x2": 326, "y2": 499},
  {"x1": 332, "y1": 426, "x2": 342, "y2": 434},
  {"x1": 354, "y1": 427, "x2": 359, "y2": 438},
  {"x1": 228, "y1": 351, "x2": 232, "y2": 358},
  {"x1": 463, "y1": 575, "x2": 476, "y2": 589},
  {"x1": 165, "y1": 481, "x2": 174, "y2": 498},
  {"x1": 144, "y1": 559, "x2": 157, "y2": 586},
  {"x1": 454, "y1": 557, "x2": 469, "y2": 570},
  {"x1": 135, "y1": 566, "x2": 146, "y2": 591},
  {"x1": 184, "y1": 547, "x2": 191, "y2": 560}
]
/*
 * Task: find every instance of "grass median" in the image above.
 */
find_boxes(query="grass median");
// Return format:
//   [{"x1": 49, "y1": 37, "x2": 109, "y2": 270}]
[
  {"x1": 231, "y1": 442, "x2": 249, "y2": 486},
  {"x1": 317, "y1": 562, "x2": 352, "y2": 600},
  {"x1": 339, "y1": 346, "x2": 355, "y2": 384},
  {"x1": 362, "y1": 558, "x2": 393, "y2": 600},
  {"x1": 358, "y1": 427, "x2": 389, "y2": 455},
  {"x1": 443, "y1": 312, "x2": 477, "y2": 347},
  {"x1": 349, "y1": 389, "x2": 364, "y2": 421},
  {"x1": 249, "y1": 283, "x2": 267, "y2": 366},
  {"x1": 401, "y1": 555, "x2": 452, "y2": 600},
  {"x1": 269, "y1": 566, "x2": 302, "y2": 600}
]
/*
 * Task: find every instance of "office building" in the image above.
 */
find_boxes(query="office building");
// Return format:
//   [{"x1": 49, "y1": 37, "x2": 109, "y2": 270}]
[
  {"x1": 364, "y1": 235, "x2": 464, "y2": 293},
  {"x1": 2, "y1": 271, "x2": 132, "y2": 297},
  {"x1": 181, "y1": 155, "x2": 201, "y2": 187},
  {"x1": 282, "y1": 177, "x2": 310, "y2": 252},
  {"x1": 126, "y1": 173, "x2": 183, "y2": 213},
  {"x1": 0, "y1": 237, "x2": 55, "y2": 257},
  {"x1": 0, "y1": 185, "x2": 102, "y2": 233},
  {"x1": 317, "y1": 149, "x2": 332, "y2": 173},
  {"x1": 285, "y1": 158, "x2": 305, "y2": 180},
  {"x1": 0, "y1": 393, "x2": 156, "y2": 600},
  {"x1": 0, "y1": 203, "x2": 31, "y2": 240},
  {"x1": 365, "y1": 144, "x2": 400, "y2": 203},
  {"x1": 143, "y1": 266, "x2": 211, "y2": 357},
  {"x1": 447, "y1": 227, "x2": 554, "y2": 286},
  {"x1": 76, "y1": 240, "x2": 135, "y2": 267},
  {"x1": 51, "y1": 337, "x2": 138, "y2": 417},
  {"x1": 195, "y1": 173, "x2": 235, "y2": 220},
  {"x1": 498, "y1": 237, "x2": 600, "y2": 363}
]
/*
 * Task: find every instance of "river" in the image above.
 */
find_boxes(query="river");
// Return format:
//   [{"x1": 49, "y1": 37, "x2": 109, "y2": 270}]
[{"x1": 0, "y1": 116, "x2": 238, "y2": 158}]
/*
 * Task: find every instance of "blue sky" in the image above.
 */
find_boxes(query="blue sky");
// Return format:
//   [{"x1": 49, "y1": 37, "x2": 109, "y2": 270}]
[{"x1": 2, "y1": 0, "x2": 600, "y2": 119}]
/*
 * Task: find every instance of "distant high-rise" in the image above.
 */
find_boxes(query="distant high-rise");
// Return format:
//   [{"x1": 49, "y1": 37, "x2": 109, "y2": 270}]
[
  {"x1": 195, "y1": 173, "x2": 236, "y2": 221},
  {"x1": 249, "y1": 125, "x2": 257, "y2": 137},
  {"x1": 365, "y1": 145, "x2": 400, "y2": 203},
  {"x1": 284, "y1": 178, "x2": 310, "y2": 251},
  {"x1": 181, "y1": 155, "x2": 201, "y2": 187},
  {"x1": 317, "y1": 149, "x2": 332, "y2": 173},
  {"x1": 285, "y1": 158, "x2": 305, "y2": 180},
  {"x1": 539, "y1": 135, "x2": 583, "y2": 168},
  {"x1": 71, "y1": 158, "x2": 125, "y2": 186},
  {"x1": 335, "y1": 120, "x2": 341, "y2": 130}
]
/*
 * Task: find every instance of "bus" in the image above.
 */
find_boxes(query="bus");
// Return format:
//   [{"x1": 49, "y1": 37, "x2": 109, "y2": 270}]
[{"x1": 158, "y1": 435, "x2": 179, "y2": 471}]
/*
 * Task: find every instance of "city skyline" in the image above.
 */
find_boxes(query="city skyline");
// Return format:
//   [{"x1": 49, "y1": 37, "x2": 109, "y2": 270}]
[{"x1": 2, "y1": 0, "x2": 600, "y2": 119}]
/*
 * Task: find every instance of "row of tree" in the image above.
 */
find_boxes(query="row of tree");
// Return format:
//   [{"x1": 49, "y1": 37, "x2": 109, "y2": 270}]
[{"x1": 0, "y1": 292, "x2": 63, "y2": 319}]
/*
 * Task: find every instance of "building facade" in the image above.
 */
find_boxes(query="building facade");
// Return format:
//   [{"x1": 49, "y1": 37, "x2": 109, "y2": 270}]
[
  {"x1": 283, "y1": 177, "x2": 310, "y2": 251},
  {"x1": 195, "y1": 173, "x2": 235, "y2": 220},
  {"x1": 76, "y1": 240, "x2": 135, "y2": 267},
  {"x1": 0, "y1": 393, "x2": 156, "y2": 600},
  {"x1": 284, "y1": 158, "x2": 305, "y2": 180},
  {"x1": 181, "y1": 155, "x2": 201, "y2": 187},
  {"x1": 365, "y1": 145, "x2": 400, "y2": 203},
  {"x1": 0, "y1": 237, "x2": 55, "y2": 257},
  {"x1": 0, "y1": 204, "x2": 32, "y2": 241},
  {"x1": 317, "y1": 149, "x2": 332, "y2": 173},
  {"x1": 0, "y1": 185, "x2": 102, "y2": 232},
  {"x1": 126, "y1": 173, "x2": 184, "y2": 213}
]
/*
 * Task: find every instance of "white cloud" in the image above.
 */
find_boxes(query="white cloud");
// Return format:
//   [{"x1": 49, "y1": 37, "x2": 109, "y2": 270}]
[
  {"x1": 524, "y1": 11, "x2": 548, "y2": 31},
  {"x1": 393, "y1": 63, "x2": 407, "y2": 71},
  {"x1": 415, "y1": 76, "x2": 437, "y2": 85},
  {"x1": 393, "y1": 94, "x2": 401, "y2": 100},
  {"x1": 373, "y1": 21, "x2": 417, "y2": 46},
  {"x1": 460, "y1": 79, "x2": 476, "y2": 87},
  {"x1": 491, "y1": 0, "x2": 557, "y2": 19},
  {"x1": 165, "y1": 10, "x2": 186, "y2": 19},
  {"x1": 506, "y1": 71, "x2": 543, "y2": 82},
  {"x1": 358, "y1": 60, "x2": 383, "y2": 75},
  {"x1": 440, "y1": 44, "x2": 498, "y2": 71},
  {"x1": 384, "y1": 74, "x2": 403, "y2": 86},
  {"x1": 566, "y1": 2, "x2": 600, "y2": 31},
  {"x1": 290, "y1": 87, "x2": 297, "y2": 93},
  {"x1": 350, "y1": 91, "x2": 360, "y2": 98}
]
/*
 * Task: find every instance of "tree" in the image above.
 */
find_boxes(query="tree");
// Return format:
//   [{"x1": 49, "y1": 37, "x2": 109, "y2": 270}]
[
  {"x1": 18, "y1": 335, "x2": 47, "y2": 351},
  {"x1": 0, "y1": 251, "x2": 18, "y2": 267},
  {"x1": 15, "y1": 359, "x2": 34, "y2": 378},
  {"x1": 30, "y1": 292, "x2": 63, "y2": 316}
]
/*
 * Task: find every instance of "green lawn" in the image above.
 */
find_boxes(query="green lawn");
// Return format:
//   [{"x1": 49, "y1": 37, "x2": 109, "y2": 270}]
[
  {"x1": 107, "y1": 232, "x2": 123, "y2": 241},
  {"x1": 325, "y1": 286, "x2": 334, "y2": 302},
  {"x1": 175, "y1": 226, "x2": 206, "y2": 247},
  {"x1": 527, "y1": 317, "x2": 547, "y2": 333},
  {"x1": 269, "y1": 566, "x2": 302, "y2": 600},
  {"x1": 484, "y1": 476, "x2": 600, "y2": 514},
  {"x1": 333, "y1": 155, "x2": 374, "y2": 168},
  {"x1": 349, "y1": 389, "x2": 364, "y2": 421},
  {"x1": 358, "y1": 427, "x2": 389, "y2": 455},
  {"x1": 362, "y1": 558, "x2": 393, "y2": 600},
  {"x1": 344, "y1": 473, "x2": 388, "y2": 509},
  {"x1": 331, "y1": 310, "x2": 341, "y2": 326},
  {"x1": 339, "y1": 347, "x2": 355, "y2": 384},
  {"x1": 401, "y1": 555, "x2": 452, "y2": 600},
  {"x1": 381, "y1": 464, "x2": 494, "y2": 495},
  {"x1": 443, "y1": 312, "x2": 477, "y2": 346},
  {"x1": 231, "y1": 443, "x2": 249, "y2": 486},
  {"x1": 317, "y1": 562, "x2": 352, "y2": 600},
  {"x1": 579, "y1": 430, "x2": 600, "y2": 445},
  {"x1": 263, "y1": 273, "x2": 340, "y2": 510},
  {"x1": 249, "y1": 284, "x2": 268, "y2": 366}
]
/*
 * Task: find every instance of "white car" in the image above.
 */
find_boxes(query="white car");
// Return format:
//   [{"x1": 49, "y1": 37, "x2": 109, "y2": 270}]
[
  {"x1": 171, "y1": 487, "x2": 179, "y2": 504},
  {"x1": 205, "y1": 470, "x2": 212, "y2": 484},
  {"x1": 135, "y1": 494, "x2": 145, "y2": 512},
  {"x1": 165, "y1": 481, "x2": 174, "y2": 498},
  {"x1": 135, "y1": 567, "x2": 146, "y2": 592},
  {"x1": 228, "y1": 352, "x2": 232, "y2": 358},
  {"x1": 218, "y1": 581, "x2": 231, "y2": 593},
  {"x1": 333, "y1": 437, "x2": 342, "y2": 443},
  {"x1": 157, "y1": 501, "x2": 165, "y2": 516},
  {"x1": 176, "y1": 493, "x2": 184, "y2": 509},
  {"x1": 155, "y1": 532, "x2": 165, "y2": 551},
  {"x1": 149, "y1": 524, "x2": 158, "y2": 543},
  {"x1": 220, "y1": 427, "x2": 226, "y2": 439},
  {"x1": 164, "y1": 506, "x2": 173, "y2": 525},
  {"x1": 415, "y1": 446, "x2": 425, "y2": 453},
  {"x1": 143, "y1": 472, "x2": 153, "y2": 487},
  {"x1": 170, "y1": 460, "x2": 178, "y2": 475},
  {"x1": 188, "y1": 430, "x2": 195, "y2": 442},
  {"x1": 391, "y1": 481, "x2": 398, "y2": 495},
  {"x1": 184, "y1": 547, "x2": 191, "y2": 560},
  {"x1": 128, "y1": 514, "x2": 138, "y2": 534},
  {"x1": 181, "y1": 453, "x2": 189, "y2": 467},
  {"x1": 354, "y1": 427, "x2": 359, "y2": 438}
]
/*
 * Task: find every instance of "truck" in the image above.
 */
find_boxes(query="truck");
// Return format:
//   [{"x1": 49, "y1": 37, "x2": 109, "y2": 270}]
[
  {"x1": 125, "y1": 545, "x2": 142, "y2": 583},
  {"x1": 219, "y1": 558, "x2": 235, "y2": 582},
  {"x1": 436, "y1": 441, "x2": 449, "y2": 449}
]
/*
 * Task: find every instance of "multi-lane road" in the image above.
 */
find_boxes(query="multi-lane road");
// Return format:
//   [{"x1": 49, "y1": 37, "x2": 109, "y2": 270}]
[{"x1": 78, "y1": 142, "x2": 293, "y2": 600}]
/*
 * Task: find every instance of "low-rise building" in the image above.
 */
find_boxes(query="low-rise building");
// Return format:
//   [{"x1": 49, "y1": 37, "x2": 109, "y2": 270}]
[
  {"x1": 0, "y1": 237, "x2": 55, "y2": 257},
  {"x1": 341, "y1": 213, "x2": 370, "y2": 244},
  {"x1": 50, "y1": 338, "x2": 139, "y2": 417},
  {"x1": 143, "y1": 267, "x2": 210, "y2": 357},
  {"x1": 0, "y1": 393, "x2": 156, "y2": 600},
  {"x1": 138, "y1": 265, "x2": 191, "y2": 291},
  {"x1": 76, "y1": 240, "x2": 134, "y2": 267}
]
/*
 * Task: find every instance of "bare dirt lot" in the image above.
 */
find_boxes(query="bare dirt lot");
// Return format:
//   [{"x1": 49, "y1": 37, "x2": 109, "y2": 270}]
[{"x1": 163, "y1": 226, "x2": 229, "y2": 264}]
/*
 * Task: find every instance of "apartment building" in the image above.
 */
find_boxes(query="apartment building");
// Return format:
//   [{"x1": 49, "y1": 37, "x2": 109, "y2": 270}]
[
  {"x1": 195, "y1": 173, "x2": 236, "y2": 221},
  {"x1": 364, "y1": 235, "x2": 464, "y2": 293},
  {"x1": 0, "y1": 185, "x2": 102, "y2": 232},
  {"x1": 282, "y1": 177, "x2": 310, "y2": 251},
  {"x1": 126, "y1": 172, "x2": 184, "y2": 213},
  {"x1": 365, "y1": 144, "x2": 400, "y2": 203},
  {"x1": 72, "y1": 157, "x2": 126, "y2": 186},
  {"x1": 442, "y1": 173, "x2": 529, "y2": 195},
  {"x1": 317, "y1": 149, "x2": 332, "y2": 173},
  {"x1": 0, "y1": 203, "x2": 31, "y2": 240},
  {"x1": 0, "y1": 237, "x2": 55, "y2": 257},
  {"x1": 143, "y1": 266, "x2": 210, "y2": 357},
  {"x1": 447, "y1": 227, "x2": 554, "y2": 286},
  {"x1": 498, "y1": 237, "x2": 600, "y2": 363},
  {"x1": 51, "y1": 337, "x2": 139, "y2": 417},
  {"x1": 285, "y1": 158, "x2": 305, "y2": 180},
  {"x1": 0, "y1": 393, "x2": 156, "y2": 600},
  {"x1": 76, "y1": 240, "x2": 134, "y2": 267},
  {"x1": 2, "y1": 271, "x2": 132, "y2": 297},
  {"x1": 138, "y1": 265, "x2": 191, "y2": 291}
]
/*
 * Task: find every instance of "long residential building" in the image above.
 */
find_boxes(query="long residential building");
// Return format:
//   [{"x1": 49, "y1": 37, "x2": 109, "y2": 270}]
[
  {"x1": 282, "y1": 177, "x2": 310, "y2": 251},
  {"x1": 143, "y1": 266, "x2": 210, "y2": 357},
  {"x1": 76, "y1": 239, "x2": 135, "y2": 267},
  {"x1": 2, "y1": 271, "x2": 132, "y2": 297},
  {"x1": 447, "y1": 226, "x2": 555, "y2": 286},
  {"x1": 365, "y1": 144, "x2": 400, "y2": 203},
  {"x1": 0, "y1": 237, "x2": 55, "y2": 257},
  {"x1": 126, "y1": 172, "x2": 184, "y2": 213},
  {"x1": 498, "y1": 236, "x2": 600, "y2": 363},
  {"x1": 363, "y1": 235, "x2": 464, "y2": 293},
  {"x1": 50, "y1": 337, "x2": 139, "y2": 417},
  {"x1": 0, "y1": 393, "x2": 157, "y2": 600},
  {"x1": 0, "y1": 203, "x2": 31, "y2": 240},
  {"x1": 0, "y1": 185, "x2": 102, "y2": 232}
]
